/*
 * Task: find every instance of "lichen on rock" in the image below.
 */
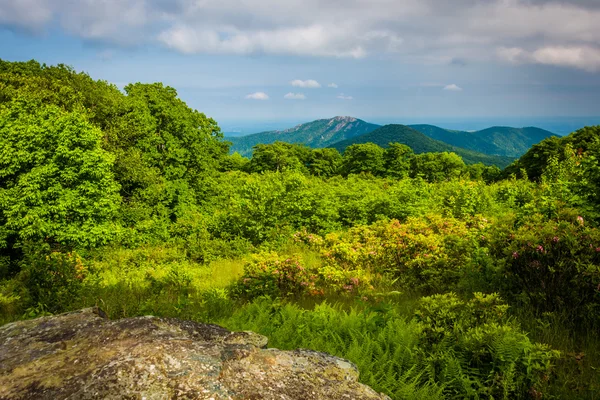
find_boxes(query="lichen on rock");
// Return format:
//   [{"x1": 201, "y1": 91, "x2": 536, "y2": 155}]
[{"x1": 0, "y1": 308, "x2": 390, "y2": 399}]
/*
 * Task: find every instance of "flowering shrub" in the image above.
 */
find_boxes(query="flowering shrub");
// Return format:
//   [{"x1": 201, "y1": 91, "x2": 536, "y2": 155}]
[
  {"x1": 233, "y1": 253, "x2": 319, "y2": 298},
  {"x1": 488, "y1": 210, "x2": 600, "y2": 324},
  {"x1": 234, "y1": 252, "x2": 374, "y2": 299},
  {"x1": 297, "y1": 215, "x2": 487, "y2": 294}
]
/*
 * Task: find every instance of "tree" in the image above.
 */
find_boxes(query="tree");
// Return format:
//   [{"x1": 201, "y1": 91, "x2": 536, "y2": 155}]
[
  {"x1": 309, "y1": 148, "x2": 342, "y2": 177},
  {"x1": 221, "y1": 152, "x2": 251, "y2": 172},
  {"x1": 0, "y1": 98, "x2": 121, "y2": 253},
  {"x1": 248, "y1": 142, "x2": 309, "y2": 173},
  {"x1": 341, "y1": 143, "x2": 385, "y2": 176},
  {"x1": 409, "y1": 152, "x2": 465, "y2": 182},
  {"x1": 384, "y1": 143, "x2": 414, "y2": 178}
]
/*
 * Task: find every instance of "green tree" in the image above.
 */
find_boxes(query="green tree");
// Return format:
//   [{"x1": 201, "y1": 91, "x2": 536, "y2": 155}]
[
  {"x1": 384, "y1": 143, "x2": 414, "y2": 178},
  {"x1": 248, "y1": 142, "x2": 309, "y2": 173},
  {"x1": 341, "y1": 143, "x2": 385, "y2": 176},
  {"x1": 410, "y1": 152, "x2": 466, "y2": 182},
  {"x1": 309, "y1": 148, "x2": 342, "y2": 177},
  {"x1": 0, "y1": 98, "x2": 121, "y2": 254},
  {"x1": 221, "y1": 152, "x2": 251, "y2": 172}
]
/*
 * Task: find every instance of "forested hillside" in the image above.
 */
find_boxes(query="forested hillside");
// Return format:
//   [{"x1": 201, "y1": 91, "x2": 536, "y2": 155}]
[
  {"x1": 409, "y1": 124, "x2": 556, "y2": 157},
  {"x1": 331, "y1": 124, "x2": 515, "y2": 167},
  {"x1": 229, "y1": 116, "x2": 380, "y2": 156},
  {"x1": 1, "y1": 60, "x2": 600, "y2": 400}
]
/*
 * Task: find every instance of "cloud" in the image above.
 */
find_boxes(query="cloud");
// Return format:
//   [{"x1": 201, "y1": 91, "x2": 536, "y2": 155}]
[
  {"x1": 1, "y1": 0, "x2": 600, "y2": 71},
  {"x1": 284, "y1": 92, "x2": 306, "y2": 100},
  {"x1": 443, "y1": 84, "x2": 463, "y2": 91},
  {"x1": 290, "y1": 79, "x2": 321, "y2": 88},
  {"x1": 245, "y1": 92, "x2": 269, "y2": 100},
  {"x1": 327, "y1": 83, "x2": 338, "y2": 88},
  {"x1": 498, "y1": 45, "x2": 600, "y2": 72},
  {"x1": 337, "y1": 93, "x2": 353, "y2": 100}
]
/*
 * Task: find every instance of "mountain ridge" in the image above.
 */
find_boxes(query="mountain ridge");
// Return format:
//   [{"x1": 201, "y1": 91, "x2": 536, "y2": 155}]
[
  {"x1": 330, "y1": 124, "x2": 515, "y2": 168},
  {"x1": 229, "y1": 116, "x2": 381, "y2": 157},
  {"x1": 408, "y1": 124, "x2": 556, "y2": 157}
]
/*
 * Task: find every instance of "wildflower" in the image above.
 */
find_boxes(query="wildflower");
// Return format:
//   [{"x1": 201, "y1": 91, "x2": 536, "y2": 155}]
[
  {"x1": 577, "y1": 216, "x2": 584, "y2": 226},
  {"x1": 552, "y1": 236, "x2": 559, "y2": 243},
  {"x1": 512, "y1": 252, "x2": 519, "y2": 259},
  {"x1": 536, "y1": 245, "x2": 545, "y2": 253}
]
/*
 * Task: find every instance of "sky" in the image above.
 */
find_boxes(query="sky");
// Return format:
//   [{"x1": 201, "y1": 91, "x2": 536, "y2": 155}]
[{"x1": 1, "y1": 0, "x2": 599, "y2": 133}]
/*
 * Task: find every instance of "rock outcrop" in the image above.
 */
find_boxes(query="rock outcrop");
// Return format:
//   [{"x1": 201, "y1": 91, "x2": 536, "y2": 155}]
[{"x1": 0, "y1": 308, "x2": 389, "y2": 399}]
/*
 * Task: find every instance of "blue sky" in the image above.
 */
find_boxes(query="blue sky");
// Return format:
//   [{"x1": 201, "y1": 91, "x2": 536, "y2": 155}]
[{"x1": 1, "y1": 0, "x2": 599, "y2": 133}]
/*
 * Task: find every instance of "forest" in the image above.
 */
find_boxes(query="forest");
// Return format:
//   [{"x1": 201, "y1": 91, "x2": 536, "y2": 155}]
[{"x1": 0, "y1": 59, "x2": 599, "y2": 399}]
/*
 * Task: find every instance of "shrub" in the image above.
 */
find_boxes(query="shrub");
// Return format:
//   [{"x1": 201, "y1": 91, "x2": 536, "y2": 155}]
[
  {"x1": 233, "y1": 253, "x2": 320, "y2": 298},
  {"x1": 301, "y1": 216, "x2": 485, "y2": 294},
  {"x1": 488, "y1": 211, "x2": 600, "y2": 325},
  {"x1": 19, "y1": 243, "x2": 87, "y2": 314}
]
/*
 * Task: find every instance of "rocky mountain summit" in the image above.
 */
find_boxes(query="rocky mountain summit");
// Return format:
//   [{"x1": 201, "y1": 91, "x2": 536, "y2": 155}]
[{"x1": 0, "y1": 308, "x2": 389, "y2": 400}]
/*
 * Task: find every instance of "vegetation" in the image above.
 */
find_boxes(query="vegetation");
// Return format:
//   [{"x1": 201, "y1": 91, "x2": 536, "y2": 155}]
[
  {"x1": 409, "y1": 124, "x2": 556, "y2": 158},
  {"x1": 331, "y1": 124, "x2": 516, "y2": 168},
  {"x1": 1, "y1": 59, "x2": 599, "y2": 399}
]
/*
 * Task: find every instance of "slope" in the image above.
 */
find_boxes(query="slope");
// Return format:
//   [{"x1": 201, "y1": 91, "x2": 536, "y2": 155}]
[
  {"x1": 330, "y1": 124, "x2": 515, "y2": 168},
  {"x1": 228, "y1": 116, "x2": 380, "y2": 156},
  {"x1": 408, "y1": 124, "x2": 556, "y2": 157}
]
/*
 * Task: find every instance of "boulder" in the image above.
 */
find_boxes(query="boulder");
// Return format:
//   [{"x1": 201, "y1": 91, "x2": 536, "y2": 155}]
[{"x1": 0, "y1": 308, "x2": 390, "y2": 399}]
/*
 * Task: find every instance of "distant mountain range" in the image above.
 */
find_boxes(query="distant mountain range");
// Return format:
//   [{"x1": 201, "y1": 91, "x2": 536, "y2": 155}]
[
  {"x1": 228, "y1": 116, "x2": 379, "y2": 157},
  {"x1": 331, "y1": 125, "x2": 515, "y2": 168},
  {"x1": 408, "y1": 125, "x2": 556, "y2": 157},
  {"x1": 227, "y1": 116, "x2": 557, "y2": 167}
]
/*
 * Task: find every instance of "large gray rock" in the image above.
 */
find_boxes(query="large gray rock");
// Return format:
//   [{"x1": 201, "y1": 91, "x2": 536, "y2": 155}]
[{"x1": 0, "y1": 308, "x2": 390, "y2": 399}]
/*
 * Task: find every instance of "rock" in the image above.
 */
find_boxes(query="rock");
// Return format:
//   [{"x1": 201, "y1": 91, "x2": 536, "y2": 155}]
[{"x1": 0, "y1": 308, "x2": 390, "y2": 399}]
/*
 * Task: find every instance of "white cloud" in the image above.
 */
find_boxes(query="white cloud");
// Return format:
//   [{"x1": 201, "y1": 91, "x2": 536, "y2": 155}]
[
  {"x1": 2, "y1": 0, "x2": 600, "y2": 71},
  {"x1": 284, "y1": 92, "x2": 307, "y2": 100},
  {"x1": 498, "y1": 45, "x2": 600, "y2": 72},
  {"x1": 443, "y1": 84, "x2": 463, "y2": 91},
  {"x1": 290, "y1": 79, "x2": 321, "y2": 88},
  {"x1": 337, "y1": 93, "x2": 353, "y2": 100},
  {"x1": 159, "y1": 25, "x2": 367, "y2": 58},
  {"x1": 245, "y1": 92, "x2": 269, "y2": 100},
  {"x1": 327, "y1": 83, "x2": 338, "y2": 88}
]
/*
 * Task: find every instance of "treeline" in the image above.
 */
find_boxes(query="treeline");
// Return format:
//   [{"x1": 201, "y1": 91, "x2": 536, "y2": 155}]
[{"x1": 226, "y1": 141, "x2": 502, "y2": 182}]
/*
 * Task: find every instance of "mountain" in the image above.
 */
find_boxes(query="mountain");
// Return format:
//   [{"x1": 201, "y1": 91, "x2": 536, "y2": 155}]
[
  {"x1": 330, "y1": 125, "x2": 515, "y2": 168},
  {"x1": 229, "y1": 116, "x2": 380, "y2": 156},
  {"x1": 408, "y1": 125, "x2": 556, "y2": 157}
]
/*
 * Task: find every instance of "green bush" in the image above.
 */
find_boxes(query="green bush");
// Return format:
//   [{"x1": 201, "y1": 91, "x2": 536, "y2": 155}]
[
  {"x1": 488, "y1": 211, "x2": 600, "y2": 325},
  {"x1": 19, "y1": 244, "x2": 87, "y2": 314}
]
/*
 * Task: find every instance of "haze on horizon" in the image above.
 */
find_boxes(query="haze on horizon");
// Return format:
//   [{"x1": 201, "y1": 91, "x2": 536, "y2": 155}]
[{"x1": 1, "y1": 0, "x2": 599, "y2": 131}]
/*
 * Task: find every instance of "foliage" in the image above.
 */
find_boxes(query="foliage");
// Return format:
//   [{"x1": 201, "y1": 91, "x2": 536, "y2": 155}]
[
  {"x1": 224, "y1": 295, "x2": 558, "y2": 400},
  {"x1": 488, "y1": 211, "x2": 600, "y2": 325},
  {"x1": 18, "y1": 244, "x2": 87, "y2": 314},
  {"x1": 409, "y1": 124, "x2": 556, "y2": 158},
  {"x1": 332, "y1": 124, "x2": 515, "y2": 168},
  {"x1": 248, "y1": 141, "x2": 310, "y2": 173},
  {"x1": 1, "y1": 59, "x2": 599, "y2": 400},
  {"x1": 410, "y1": 152, "x2": 466, "y2": 182},
  {"x1": 341, "y1": 143, "x2": 386, "y2": 176},
  {"x1": 0, "y1": 98, "x2": 120, "y2": 251}
]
